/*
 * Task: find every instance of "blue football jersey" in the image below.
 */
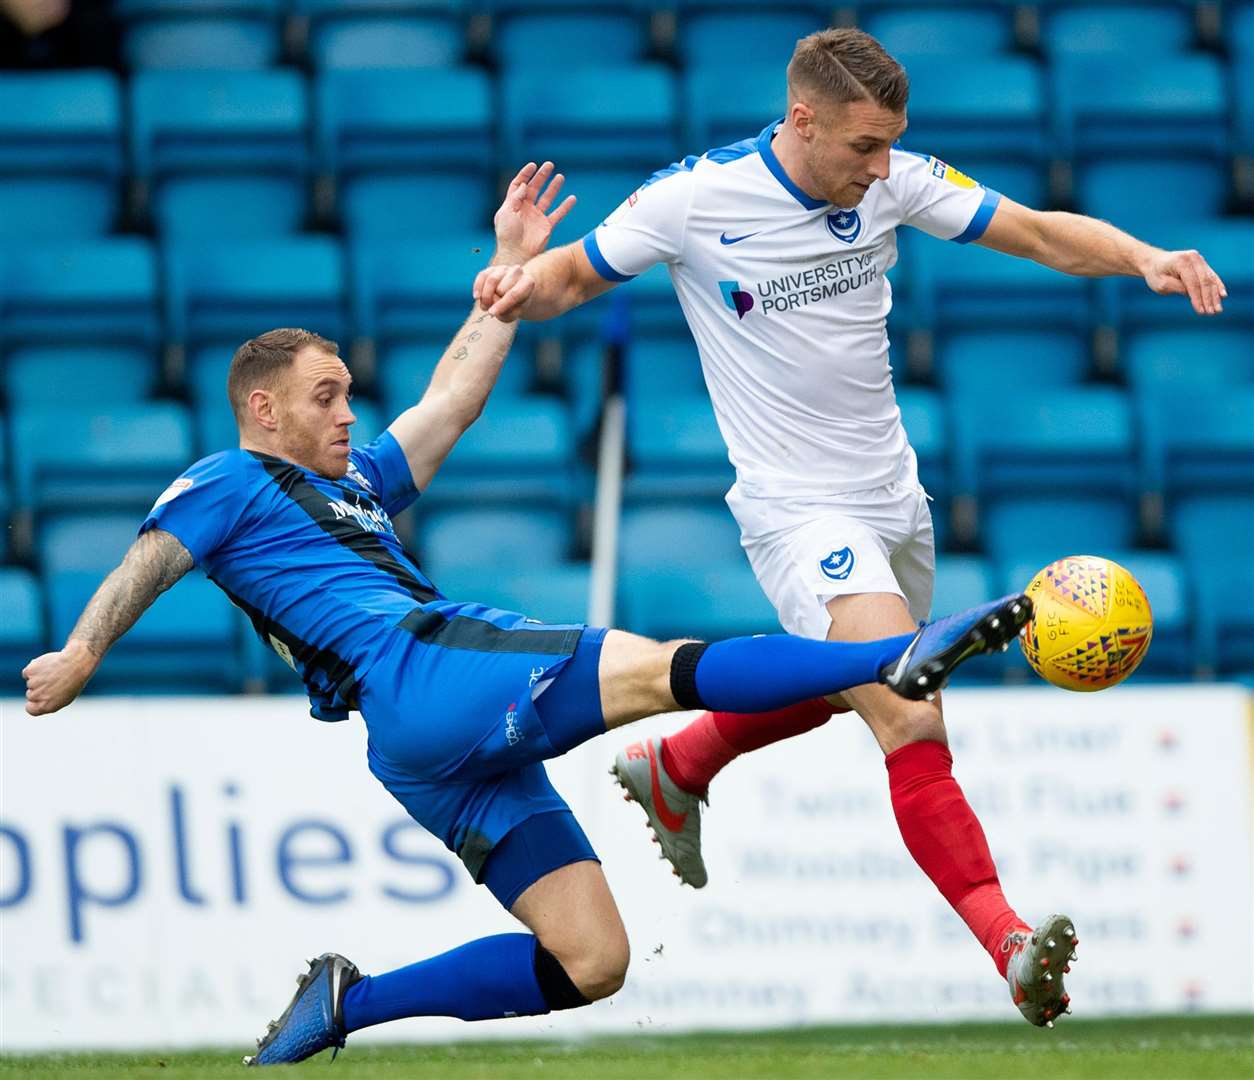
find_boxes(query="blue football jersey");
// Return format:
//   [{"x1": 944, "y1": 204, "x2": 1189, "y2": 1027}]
[{"x1": 141, "y1": 432, "x2": 439, "y2": 720}]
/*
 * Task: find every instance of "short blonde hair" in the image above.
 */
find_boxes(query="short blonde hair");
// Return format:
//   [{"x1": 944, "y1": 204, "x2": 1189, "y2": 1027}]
[
  {"x1": 787, "y1": 28, "x2": 909, "y2": 113},
  {"x1": 228, "y1": 328, "x2": 339, "y2": 423}
]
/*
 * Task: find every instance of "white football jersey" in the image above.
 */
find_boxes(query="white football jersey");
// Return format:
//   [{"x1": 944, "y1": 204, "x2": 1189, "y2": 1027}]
[{"x1": 585, "y1": 119, "x2": 1001, "y2": 498}]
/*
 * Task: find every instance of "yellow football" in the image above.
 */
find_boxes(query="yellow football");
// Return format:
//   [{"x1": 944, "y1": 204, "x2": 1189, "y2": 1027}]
[{"x1": 1021, "y1": 555, "x2": 1154, "y2": 691}]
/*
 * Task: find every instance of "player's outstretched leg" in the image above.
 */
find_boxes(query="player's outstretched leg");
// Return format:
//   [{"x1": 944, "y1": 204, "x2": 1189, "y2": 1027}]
[
  {"x1": 608, "y1": 595, "x2": 1032, "y2": 888},
  {"x1": 1004, "y1": 915, "x2": 1079, "y2": 1028}
]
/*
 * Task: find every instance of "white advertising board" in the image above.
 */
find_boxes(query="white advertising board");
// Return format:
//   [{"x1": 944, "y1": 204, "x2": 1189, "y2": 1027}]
[{"x1": 1, "y1": 685, "x2": 1251, "y2": 1050}]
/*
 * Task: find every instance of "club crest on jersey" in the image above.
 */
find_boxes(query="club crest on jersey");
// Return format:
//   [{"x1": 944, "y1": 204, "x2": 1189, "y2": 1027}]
[
  {"x1": 718, "y1": 279, "x2": 754, "y2": 319},
  {"x1": 820, "y1": 547, "x2": 856, "y2": 581},
  {"x1": 825, "y1": 209, "x2": 861, "y2": 244}
]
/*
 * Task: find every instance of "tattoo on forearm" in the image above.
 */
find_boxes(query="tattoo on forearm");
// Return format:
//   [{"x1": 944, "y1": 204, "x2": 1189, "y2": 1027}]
[{"x1": 70, "y1": 528, "x2": 194, "y2": 657}]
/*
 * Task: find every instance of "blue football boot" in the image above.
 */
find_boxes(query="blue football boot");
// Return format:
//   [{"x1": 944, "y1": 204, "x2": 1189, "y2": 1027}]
[
  {"x1": 880, "y1": 593, "x2": 1033, "y2": 701},
  {"x1": 243, "y1": 953, "x2": 360, "y2": 1067}
]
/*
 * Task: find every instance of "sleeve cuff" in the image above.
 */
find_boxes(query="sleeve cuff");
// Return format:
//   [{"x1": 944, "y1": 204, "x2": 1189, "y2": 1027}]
[
  {"x1": 952, "y1": 188, "x2": 1002, "y2": 245},
  {"x1": 582, "y1": 232, "x2": 636, "y2": 283}
]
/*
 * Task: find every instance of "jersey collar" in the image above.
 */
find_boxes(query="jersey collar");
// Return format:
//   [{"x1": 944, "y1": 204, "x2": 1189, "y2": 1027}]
[{"x1": 756, "y1": 118, "x2": 828, "y2": 211}]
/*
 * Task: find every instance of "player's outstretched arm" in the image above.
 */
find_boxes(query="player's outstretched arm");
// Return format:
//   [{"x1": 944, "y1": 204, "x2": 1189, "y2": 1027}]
[
  {"x1": 977, "y1": 197, "x2": 1228, "y2": 316},
  {"x1": 389, "y1": 162, "x2": 575, "y2": 489},
  {"x1": 21, "y1": 528, "x2": 193, "y2": 716}
]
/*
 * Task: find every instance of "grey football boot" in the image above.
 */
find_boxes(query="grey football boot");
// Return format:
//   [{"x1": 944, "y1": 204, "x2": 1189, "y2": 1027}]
[
  {"x1": 611, "y1": 736, "x2": 708, "y2": 888},
  {"x1": 1004, "y1": 914, "x2": 1078, "y2": 1028}
]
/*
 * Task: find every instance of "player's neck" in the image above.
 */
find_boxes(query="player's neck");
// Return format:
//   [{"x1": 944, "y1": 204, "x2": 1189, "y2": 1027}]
[{"x1": 770, "y1": 123, "x2": 826, "y2": 205}]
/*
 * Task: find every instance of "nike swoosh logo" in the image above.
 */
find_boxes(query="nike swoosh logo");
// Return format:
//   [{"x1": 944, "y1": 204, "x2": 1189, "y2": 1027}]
[
  {"x1": 647, "y1": 740, "x2": 688, "y2": 832},
  {"x1": 719, "y1": 231, "x2": 758, "y2": 245}
]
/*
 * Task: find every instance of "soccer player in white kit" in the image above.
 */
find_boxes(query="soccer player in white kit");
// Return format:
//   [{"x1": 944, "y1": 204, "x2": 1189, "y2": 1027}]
[{"x1": 473, "y1": 29, "x2": 1228, "y2": 1027}]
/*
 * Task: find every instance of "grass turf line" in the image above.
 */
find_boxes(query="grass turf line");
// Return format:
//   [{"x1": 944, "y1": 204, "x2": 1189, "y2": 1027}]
[{"x1": 3, "y1": 1015, "x2": 1252, "y2": 1079}]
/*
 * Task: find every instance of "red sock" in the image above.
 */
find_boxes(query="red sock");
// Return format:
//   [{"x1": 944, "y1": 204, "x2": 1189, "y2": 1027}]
[
  {"x1": 885, "y1": 740, "x2": 1029, "y2": 976},
  {"x1": 660, "y1": 697, "x2": 838, "y2": 795}
]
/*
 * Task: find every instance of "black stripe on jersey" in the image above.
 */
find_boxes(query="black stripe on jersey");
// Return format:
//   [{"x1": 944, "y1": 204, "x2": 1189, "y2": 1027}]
[
  {"x1": 250, "y1": 451, "x2": 439, "y2": 604},
  {"x1": 215, "y1": 578, "x2": 359, "y2": 708},
  {"x1": 399, "y1": 607, "x2": 582, "y2": 656}
]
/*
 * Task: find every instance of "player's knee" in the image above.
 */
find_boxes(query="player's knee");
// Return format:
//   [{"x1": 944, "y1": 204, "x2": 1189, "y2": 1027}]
[
  {"x1": 874, "y1": 696, "x2": 946, "y2": 754},
  {"x1": 573, "y1": 931, "x2": 631, "y2": 1001},
  {"x1": 556, "y1": 930, "x2": 630, "y2": 1002}
]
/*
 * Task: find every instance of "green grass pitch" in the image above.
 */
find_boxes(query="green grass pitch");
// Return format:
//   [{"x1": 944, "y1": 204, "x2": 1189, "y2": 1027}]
[{"x1": 4, "y1": 1016, "x2": 1252, "y2": 1079}]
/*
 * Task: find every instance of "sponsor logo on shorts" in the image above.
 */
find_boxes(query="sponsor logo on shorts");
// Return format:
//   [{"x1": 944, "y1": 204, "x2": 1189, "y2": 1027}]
[
  {"x1": 820, "y1": 547, "x2": 856, "y2": 581},
  {"x1": 504, "y1": 702, "x2": 522, "y2": 746},
  {"x1": 825, "y1": 208, "x2": 862, "y2": 244}
]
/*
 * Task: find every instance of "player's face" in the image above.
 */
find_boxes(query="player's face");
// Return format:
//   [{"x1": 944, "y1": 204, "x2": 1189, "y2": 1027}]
[
  {"x1": 806, "y1": 99, "x2": 907, "y2": 209},
  {"x1": 275, "y1": 347, "x2": 357, "y2": 479}
]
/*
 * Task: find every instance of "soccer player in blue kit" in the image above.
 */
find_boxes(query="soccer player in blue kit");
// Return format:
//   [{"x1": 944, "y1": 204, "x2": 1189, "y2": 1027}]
[{"x1": 22, "y1": 164, "x2": 1030, "y2": 1065}]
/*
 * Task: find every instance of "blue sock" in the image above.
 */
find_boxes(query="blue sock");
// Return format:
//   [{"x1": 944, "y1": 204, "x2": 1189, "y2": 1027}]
[
  {"x1": 341, "y1": 933, "x2": 548, "y2": 1031},
  {"x1": 690, "y1": 633, "x2": 916, "y2": 713}
]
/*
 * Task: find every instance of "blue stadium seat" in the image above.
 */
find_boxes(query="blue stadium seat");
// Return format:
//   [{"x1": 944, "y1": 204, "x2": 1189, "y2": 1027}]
[
  {"x1": 433, "y1": 563, "x2": 591, "y2": 625},
  {"x1": 1123, "y1": 328, "x2": 1254, "y2": 390},
  {"x1": 1171, "y1": 496, "x2": 1254, "y2": 674},
  {"x1": 351, "y1": 233, "x2": 493, "y2": 346},
  {"x1": 1106, "y1": 550, "x2": 1194, "y2": 677},
  {"x1": 1040, "y1": 3, "x2": 1195, "y2": 56},
  {"x1": 1105, "y1": 222, "x2": 1254, "y2": 333},
  {"x1": 1235, "y1": 52, "x2": 1254, "y2": 170},
  {"x1": 625, "y1": 334, "x2": 706, "y2": 406},
  {"x1": 0, "y1": 71, "x2": 123, "y2": 238},
  {"x1": 40, "y1": 514, "x2": 241, "y2": 693},
  {"x1": 378, "y1": 340, "x2": 532, "y2": 421},
  {"x1": 931, "y1": 555, "x2": 994, "y2": 617},
  {"x1": 12, "y1": 403, "x2": 194, "y2": 513},
  {"x1": 130, "y1": 69, "x2": 310, "y2": 236},
  {"x1": 1138, "y1": 384, "x2": 1254, "y2": 496},
  {"x1": 860, "y1": 5, "x2": 1015, "y2": 56},
  {"x1": 982, "y1": 496, "x2": 1140, "y2": 567},
  {"x1": 164, "y1": 237, "x2": 347, "y2": 350},
  {"x1": 896, "y1": 386, "x2": 949, "y2": 504},
  {"x1": 552, "y1": 167, "x2": 646, "y2": 245},
  {"x1": 675, "y1": 10, "x2": 823, "y2": 70},
  {"x1": 683, "y1": 66, "x2": 786, "y2": 152},
  {"x1": 422, "y1": 395, "x2": 578, "y2": 506},
  {"x1": 615, "y1": 263, "x2": 688, "y2": 337},
  {"x1": 913, "y1": 238, "x2": 1093, "y2": 336},
  {"x1": 934, "y1": 330, "x2": 1090, "y2": 394},
  {"x1": 419, "y1": 507, "x2": 571, "y2": 574},
  {"x1": 341, "y1": 172, "x2": 494, "y2": 239},
  {"x1": 1052, "y1": 55, "x2": 1229, "y2": 225},
  {"x1": 315, "y1": 69, "x2": 492, "y2": 176},
  {"x1": 897, "y1": 56, "x2": 1049, "y2": 208},
  {"x1": 119, "y1": 0, "x2": 283, "y2": 69},
  {"x1": 618, "y1": 503, "x2": 776, "y2": 640},
  {"x1": 501, "y1": 65, "x2": 678, "y2": 169},
  {"x1": 931, "y1": 554, "x2": 1003, "y2": 681},
  {"x1": 0, "y1": 416, "x2": 10, "y2": 560},
  {"x1": 0, "y1": 240, "x2": 160, "y2": 349},
  {"x1": 1235, "y1": 0, "x2": 1254, "y2": 62},
  {"x1": 0, "y1": 568, "x2": 44, "y2": 691},
  {"x1": 952, "y1": 385, "x2": 1136, "y2": 500},
  {"x1": 292, "y1": 0, "x2": 464, "y2": 69},
  {"x1": 493, "y1": 11, "x2": 648, "y2": 69},
  {"x1": 4, "y1": 347, "x2": 157, "y2": 406},
  {"x1": 625, "y1": 392, "x2": 733, "y2": 503}
]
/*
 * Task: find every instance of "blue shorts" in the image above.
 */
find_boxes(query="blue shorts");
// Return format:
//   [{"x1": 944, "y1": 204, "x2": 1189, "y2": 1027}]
[{"x1": 360, "y1": 610, "x2": 608, "y2": 905}]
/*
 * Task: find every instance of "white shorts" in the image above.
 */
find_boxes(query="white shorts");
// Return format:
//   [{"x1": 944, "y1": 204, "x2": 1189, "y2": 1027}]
[{"x1": 726, "y1": 451, "x2": 936, "y2": 641}]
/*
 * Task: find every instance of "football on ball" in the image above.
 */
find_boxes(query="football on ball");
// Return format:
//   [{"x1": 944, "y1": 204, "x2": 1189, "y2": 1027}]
[{"x1": 1020, "y1": 555, "x2": 1154, "y2": 691}]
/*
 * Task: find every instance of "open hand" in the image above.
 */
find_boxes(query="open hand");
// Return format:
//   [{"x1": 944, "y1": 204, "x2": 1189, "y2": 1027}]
[
  {"x1": 1144, "y1": 248, "x2": 1227, "y2": 315},
  {"x1": 492, "y1": 161, "x2": 576, "y2": 266},
  {"x1": 22, "y1": 644, "x2": 97, "y2": 716}
]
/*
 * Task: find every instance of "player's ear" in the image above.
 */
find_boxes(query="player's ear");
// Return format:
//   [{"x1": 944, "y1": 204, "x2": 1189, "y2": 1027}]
[
  {"x1": 248, "y1": 388, "x2": 280, "y2": 431},
  {"x1": 790, "y1": 98, "x2": 817, "y2": 140}
]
